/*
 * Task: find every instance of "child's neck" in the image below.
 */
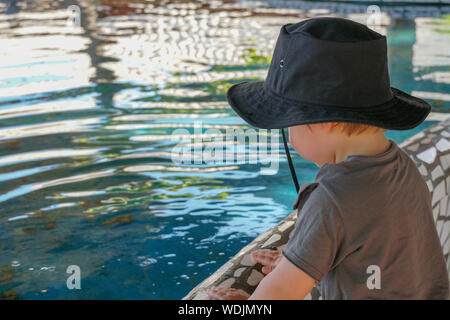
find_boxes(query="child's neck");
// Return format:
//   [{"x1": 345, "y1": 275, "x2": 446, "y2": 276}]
[{"x1": 333, "y1": 134, "x2": 391, "y2": 164}]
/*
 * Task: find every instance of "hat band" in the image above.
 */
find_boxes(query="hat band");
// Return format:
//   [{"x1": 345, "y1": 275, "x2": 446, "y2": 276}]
[{"x1": 263, "y1": 81, "x2": 396, "y2": 111}]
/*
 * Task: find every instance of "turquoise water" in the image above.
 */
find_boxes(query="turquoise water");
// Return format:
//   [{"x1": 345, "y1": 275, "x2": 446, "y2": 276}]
[{"x1": 0, "y1": 1, "x2": 448, "y2": 299}]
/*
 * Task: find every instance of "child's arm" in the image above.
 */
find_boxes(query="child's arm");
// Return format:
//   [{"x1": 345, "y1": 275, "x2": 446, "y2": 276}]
[
  {"x1": 208, "y1": 187, "x2": 341, "y2": 300},
  {"x1": 206, "y1": 255, "x2": 315, "y2": 300},
  {"x1": 248, "y1": 255, "x2": 315, "y2": 299}
]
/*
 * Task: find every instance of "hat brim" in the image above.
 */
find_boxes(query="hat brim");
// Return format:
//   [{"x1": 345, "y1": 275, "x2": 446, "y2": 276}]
[{"x1": 226, "y1": 81, "x2": 432, "y2": 130}]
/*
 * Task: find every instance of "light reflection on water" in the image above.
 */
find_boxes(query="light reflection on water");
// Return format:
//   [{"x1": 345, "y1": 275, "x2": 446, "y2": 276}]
[{"x1": 0, "y1": 1, "x2": 448, "y2": 299}]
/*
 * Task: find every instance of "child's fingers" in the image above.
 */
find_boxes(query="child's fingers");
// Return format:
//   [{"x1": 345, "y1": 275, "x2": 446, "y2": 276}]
[
  {"x1": 251, "y1": 249, "x2": 276, "y2": 262},
  {"x1": 251, "y1": 249, "x2": 281, "y2": 265},
  {"x1": 251, "y1": 251, "x2": 275, "y2": 265},
  {"x1": 207, "y1": 286, "x2": 233, "y2": 300},
  {"x1": 206, "y1": 286, "x2": 250, "y2": 300},
  {"x1": 261, "y1": 265, "x2": 275, "y2": 275},
  {"x1": 205, "y1": 293, "x2": 218, "y2": 300},
  {"x1": 253, "y1": 249, "x2": 281, "y2": 259},
  {"x1": 206, "y1": 286, "x2": 225, "y2": 300}
]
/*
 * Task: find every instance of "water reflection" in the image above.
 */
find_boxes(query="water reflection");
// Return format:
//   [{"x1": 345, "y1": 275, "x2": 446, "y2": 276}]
[{"x1": 0, "y1": 0, "x2": 448, "y2": 299}]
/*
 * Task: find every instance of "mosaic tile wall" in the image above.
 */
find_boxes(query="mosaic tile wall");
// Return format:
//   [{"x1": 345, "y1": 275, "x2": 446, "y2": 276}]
[{"x1": 183, "y1": 117, "x2": 450, "y2": 300}]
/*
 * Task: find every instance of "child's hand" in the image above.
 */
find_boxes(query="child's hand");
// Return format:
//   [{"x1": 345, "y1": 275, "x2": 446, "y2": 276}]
[
  {"x1": 251, "y1": 249, "x2": 282, "y2": 275},
  {"x1": 206, "y1": 286, "x2": 250, "y2": 300}
]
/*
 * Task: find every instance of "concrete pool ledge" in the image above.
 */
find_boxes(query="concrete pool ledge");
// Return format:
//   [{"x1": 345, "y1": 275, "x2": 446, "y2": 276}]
[{"x1": 183, "y1": 116, "x2": 450, "y2": 300}]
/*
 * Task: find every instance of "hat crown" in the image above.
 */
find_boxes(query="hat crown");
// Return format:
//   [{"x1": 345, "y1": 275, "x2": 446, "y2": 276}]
[
  {"x1": 284, "y1": 17, "x2": 383, "y2": 43},
  {"x1": 265, "y1": 17, "x2": 393, "y2": 107}
]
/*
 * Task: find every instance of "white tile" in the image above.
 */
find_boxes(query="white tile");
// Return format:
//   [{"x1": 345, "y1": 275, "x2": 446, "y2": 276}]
[
  {"x1": 447, "y1": 176, "x2": 450, "y2": 193},
  {"x1": 407, "y1": 143, "x2": 420, "y2": 152},
  {"x1": 240, "y1": 254, "x2": 256, "y2": 267},
  {"x1": 234, "y1": 267, "x2": 246, "y2": 278},
  {"x1": 417, "y1": 164, "x2": 428, "y2": 177},
  {"x1": 436, "y1": 138, "x2": 450, "y2": 152},
  {"x1": 262, "y1": 234, "x2": 281, "y2": 248},
  {"x1": 436, "y1": 220, "x2": 443, "y2": 239},
  {"x1": 433, "y1": 203, "x2": 440, "y2": 222},
  {"x1": 417, "y1": 147, "x2": 437, "y2": 164},
  {"x1": 278, "y1": 220, "x2": 294, "y2": 232},
  {"x1": 431, "y1": 165, "x2": 444, "y2": 181},
  {"x1": 442, "y1": 154, "x2": 450, "y2": 171},
  {"x1": 432, "y1": 179, "x2": 446, "y2": 206},
  {"x1": 443, "y1": 233, "x2": 450, "y2": 256},
  {"x1": 440, "y1": 196, "x2": 449, "y2": 218},
  {"x1": 247, "y1": 270, "x2": 264, "y2": 286},
  {"x1": 218, "y1": 278, "x2": 235, "y2": 288},
  {"x1": 440, "y1": 221, "x2": 450, "y2": 248},
  {"x1": 427, "y1": 180, "x2": 434, "y2": 193}
]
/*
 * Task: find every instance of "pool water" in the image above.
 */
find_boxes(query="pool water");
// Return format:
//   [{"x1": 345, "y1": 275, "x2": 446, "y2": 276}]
[{"x1": 0, "y1": 1, "x2": 448, "y2": 299}]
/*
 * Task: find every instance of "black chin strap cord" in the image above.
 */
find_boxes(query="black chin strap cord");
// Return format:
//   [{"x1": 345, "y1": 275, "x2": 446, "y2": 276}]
[{"x1": 281, "y1": 128, "x2": 300, "y2": 193}]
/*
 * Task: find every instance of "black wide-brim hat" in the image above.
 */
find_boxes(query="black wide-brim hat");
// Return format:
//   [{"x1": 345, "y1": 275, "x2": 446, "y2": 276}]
[{"x1": 227, "y1": 17, "x2": 432, "y2": 130}]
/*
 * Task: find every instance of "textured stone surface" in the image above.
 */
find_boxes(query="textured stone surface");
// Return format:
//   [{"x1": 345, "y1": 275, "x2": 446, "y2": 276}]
[
  {"x1": 241, "y1": 254, "x2": 256, "y2": 267},
  {"x1": 234, "y1": 267, "x2": 246, "y2": 278},
  {"x1": 279, "y1": 220, "x2": 295, "y2": 232},
  {"x1": 432, "y1": 165, "x2": 444, "y2": 181},
  {"x1": 184, "y1": 117, "x2": 450, "y2": 300},
  {"x1": 407, "y1": 143, "x2": 420, "y2": 152},
  {"x1": 247, "y1": 270, "x2": 264, "y2": 286},
  {"x1": 442, "y1": 154, "x2": 450, "y2": 171},
  {"x1": 262, "y1": 234, "x2": 281, "y2": 248},
  {"x1": 440, "y1": 196, "x2": 448, "y2": 218},
  {"x1": 417, "y1": 147, "x2": 437, "y2": 164},
  {"x1": 436, "y1": 138, "x2": 450, "y2": 152},
  {"x1": 427, "y1": 180, "x2": 434, "y2": 192},
  {"x1": 418, "y1": 164, "x2": 428, "y2": 176},
  {"x1": 433, "y1": 180, "x2": 446, "y2": 206},
  {"x1": 218, "y1": 278, "x2": 235, "y2": 288}
]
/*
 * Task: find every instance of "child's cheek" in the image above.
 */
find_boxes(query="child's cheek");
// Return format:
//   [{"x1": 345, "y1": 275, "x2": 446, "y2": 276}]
[
  {"x1": 289, "y1": 126, "x2": 329, "y2": 164},
  {"x1": 293, "y1": 137, "x2": 331, "y2": 165},
  {"x1": 290, "y1": 135, "x2": 317, "y2": 162}
]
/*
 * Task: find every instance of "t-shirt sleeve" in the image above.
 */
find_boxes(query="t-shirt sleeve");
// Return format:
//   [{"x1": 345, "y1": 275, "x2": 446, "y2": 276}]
[{"x1": 282, "y1": 186, "x2": 345, "y2": 282}]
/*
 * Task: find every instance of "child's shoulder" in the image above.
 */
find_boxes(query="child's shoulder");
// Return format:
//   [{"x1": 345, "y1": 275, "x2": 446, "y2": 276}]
[
  {"x1": 315, "y1": 142, "x2": 426, "y2": 199},
  {"x1": 294, "y1": 140, "x2": 432, "y2": 220}
]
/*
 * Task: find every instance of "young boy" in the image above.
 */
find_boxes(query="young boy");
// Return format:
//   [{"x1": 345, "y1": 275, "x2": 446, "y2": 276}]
[{"x1": 206, "y1": 17, "x2": 449, "y2": 300}]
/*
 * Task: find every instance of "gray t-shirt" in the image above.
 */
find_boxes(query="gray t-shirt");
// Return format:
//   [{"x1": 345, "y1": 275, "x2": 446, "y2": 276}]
[{"x1": 282, "y1": 139, "x2": 449, "y2": 299}]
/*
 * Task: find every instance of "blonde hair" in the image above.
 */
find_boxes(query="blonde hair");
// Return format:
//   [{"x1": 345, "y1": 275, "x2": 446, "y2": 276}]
[{"x1": 308, "y1": 122, "x2": 388, "y2": 137}]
